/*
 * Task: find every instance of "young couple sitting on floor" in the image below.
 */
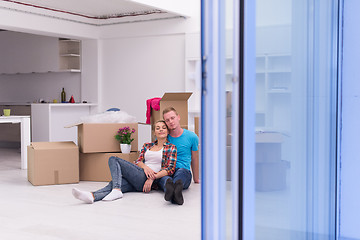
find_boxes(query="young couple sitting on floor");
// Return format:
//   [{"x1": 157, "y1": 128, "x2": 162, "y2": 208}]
[{"x1": 72, "y1": 107, "x2": 200, "y2": 205}]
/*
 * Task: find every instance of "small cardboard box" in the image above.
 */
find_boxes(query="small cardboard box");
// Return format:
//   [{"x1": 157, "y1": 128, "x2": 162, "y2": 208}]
[
  {"x1": 150, "y1": 92, "x2": 192, "y2": 129},
  {"x1": 255, "y1": 132, "x2": 284, "y2": 162},
  {"x1": 27, "y1": 141, "x2": 79, "y2": 186},
  {"x1": 80, "y1": 152, "x2": 139, "y2": 182},
  {"x1": 75, "y1": 123, "x2": 138, "y2": 153}
]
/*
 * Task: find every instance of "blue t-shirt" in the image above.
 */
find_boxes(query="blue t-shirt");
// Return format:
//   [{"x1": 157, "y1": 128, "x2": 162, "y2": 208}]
[{"x1": 168, "y1": 129, "x2": 199, "y2": 170}]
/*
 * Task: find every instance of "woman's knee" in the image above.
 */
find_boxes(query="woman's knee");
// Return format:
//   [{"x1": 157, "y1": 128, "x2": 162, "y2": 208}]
[{"x1": 108, "y1": 156, "x2": 118, "y2": 166}]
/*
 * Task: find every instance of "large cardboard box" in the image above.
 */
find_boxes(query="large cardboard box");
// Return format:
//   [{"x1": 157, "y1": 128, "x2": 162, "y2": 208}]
[
  {"x1": 75, "y1": 123, "x2": 138, "y2": 153},
  {"x1": 80, "y1": 152, "x2": 139, "y2": 182},
  {"x1": 150, "y1": 92, "x2": 192, "y2": 129},
  {"x1": 27, "y1": 141, "x2": 79, "y2": 186}
]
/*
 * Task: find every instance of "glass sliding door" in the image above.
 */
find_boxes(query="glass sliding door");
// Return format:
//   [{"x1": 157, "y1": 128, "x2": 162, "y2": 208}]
[
  {"x1": 201, "y1": 0, "x2": 338, "y2": 239},
  {"x1": 254, "y1": 0, "x2": 339, "y2": 239},
  {"x1": 201, "y1": 0, "x2": 245, "y2": 239}
]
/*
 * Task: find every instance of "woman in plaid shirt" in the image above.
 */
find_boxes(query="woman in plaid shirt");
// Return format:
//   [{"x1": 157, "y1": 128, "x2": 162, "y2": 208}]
[{"x1": 72, "y1": 120, "x2": 177, "y2": 203}]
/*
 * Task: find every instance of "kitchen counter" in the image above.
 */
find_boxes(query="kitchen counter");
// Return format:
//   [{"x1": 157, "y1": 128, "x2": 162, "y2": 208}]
[
  {"x1": 0, "y1": 102, "x2": 32, "y2": 106},
  {"x1": 31, "y1": 103, "x2": 97, "y2": 107},
  {"x1": 0, "y1": 105, "x2": 32, "y2": 147},
  {"x1": 31, "y1": 103, "x2": 96, "y2": 143},
  {"x1": 1, "y1": 102, "x2": 97, "y2": 106}
]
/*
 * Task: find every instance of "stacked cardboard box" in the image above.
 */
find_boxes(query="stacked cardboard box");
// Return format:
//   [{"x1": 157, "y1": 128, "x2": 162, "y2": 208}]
[
  {"x1": 27, "y1": 123, "x2": 140, "y2": 185},
  {"x1": 150, "y1": 92, "x2": 192, "y2": 141},
  {"x1": 79, "y1": 152, "x2": 138, "y2": 182},
  {"x1": 75, "y1": 123, "x2": 138, "y2": 153},
  {"x1": 75, "y1": 122, "x2": 139, "y2": 182}
]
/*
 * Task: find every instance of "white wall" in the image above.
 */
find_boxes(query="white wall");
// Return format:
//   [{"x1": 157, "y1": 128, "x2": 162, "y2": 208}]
[
  {"x1": 340, "y1": 0, "x2": 360, "y2": 239},
  {"x1": 100, "y1": 34, "x2": 185, "y2": 122},
  {"x1": 256, "y1": 0, "x2": 291, "y2": 26},
  {"x1": 81, "y1": 39, "x2": 100, "y2": 109},
  {"x1": 97, "y1": 1, "x2": 200, "y2": 122}
]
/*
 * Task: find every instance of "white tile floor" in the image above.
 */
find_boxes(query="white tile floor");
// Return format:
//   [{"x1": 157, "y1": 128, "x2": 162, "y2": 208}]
[{"x1": 0, "y1": 148, "x2": 201, "y2": 240}]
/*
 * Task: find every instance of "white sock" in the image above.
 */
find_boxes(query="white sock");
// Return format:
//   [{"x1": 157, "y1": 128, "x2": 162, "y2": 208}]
[
  {"x1": 72, "y1": 188, "x2": 94, "y2": 204},
  {"x1": 102, "y1": 188, "x2": 123, "y2": 201}
]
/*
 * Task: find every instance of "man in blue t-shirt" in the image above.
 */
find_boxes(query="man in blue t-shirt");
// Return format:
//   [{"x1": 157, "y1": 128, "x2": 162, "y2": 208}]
[{"x1": 159, "y1": 107, "x2": 199, "y2": 205}]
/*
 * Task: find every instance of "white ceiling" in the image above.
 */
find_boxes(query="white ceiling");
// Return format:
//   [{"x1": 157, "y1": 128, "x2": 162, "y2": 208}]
[{"x1": 0, "y1": 0, "x2": 184, "y2": 25}]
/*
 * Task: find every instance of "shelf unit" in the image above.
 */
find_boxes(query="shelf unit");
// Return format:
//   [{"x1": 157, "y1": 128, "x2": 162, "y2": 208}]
[
  {"x1": 59, "y1": 39, "x2": 81, "y2": 72},
  {"x1": 185, "y1": 58, "x2": 201, "y2": 113},
  {"x1": 256, "y1": 53, "x2": 291, "y2": 132}
]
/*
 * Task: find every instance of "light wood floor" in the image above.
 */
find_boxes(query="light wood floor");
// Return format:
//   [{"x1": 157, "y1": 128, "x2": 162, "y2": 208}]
[{"x1": 0, "y1": 148, "x2": 201, "y2": 240}]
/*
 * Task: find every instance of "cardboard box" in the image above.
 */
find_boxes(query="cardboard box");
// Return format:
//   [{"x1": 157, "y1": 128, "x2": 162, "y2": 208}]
[
  {"x1": 80, "y1": 152, "x2": 139, "y2": 182},
  {"x1": 255, "y1": 132, "x2": 284, "y2": 162},
  {"x1": 27, "y1": 141, "x2": 79, "y2": 186},
  {"x1": 194, "y1": 116, "x2": 200, "y2": 137},
  {"x1": 75, "y1": 123, "x2": 138, "y2": 153},
  {"x1": 150, "y1": 92, "x2": 192, "y2": 129}
]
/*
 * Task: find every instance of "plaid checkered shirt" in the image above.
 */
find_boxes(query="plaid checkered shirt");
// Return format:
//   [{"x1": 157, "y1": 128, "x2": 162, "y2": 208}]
[{"x1": 135, "y1": 140, "x2": 177, "y2": 175}]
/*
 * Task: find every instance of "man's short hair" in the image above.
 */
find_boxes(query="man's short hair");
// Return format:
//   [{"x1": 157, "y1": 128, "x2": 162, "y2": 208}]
[{"x1": 162, "y1": 107, "x2": 178, "y2": 116}]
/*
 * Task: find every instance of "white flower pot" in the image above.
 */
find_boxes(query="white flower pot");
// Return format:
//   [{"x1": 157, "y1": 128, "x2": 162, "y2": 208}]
[{"x1": 120, "y1": 144, "x2": 131, "y2": 154}]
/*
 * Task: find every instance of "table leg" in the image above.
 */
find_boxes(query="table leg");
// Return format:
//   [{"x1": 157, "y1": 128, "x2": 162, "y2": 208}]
[{"x1": 20, "y1": 117, "x2": 31, "y2": 170}]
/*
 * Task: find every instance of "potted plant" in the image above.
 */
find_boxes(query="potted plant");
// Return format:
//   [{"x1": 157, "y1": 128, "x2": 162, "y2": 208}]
[{"x1": 115, "y1": 126, "x2": 136, "y2": 153}]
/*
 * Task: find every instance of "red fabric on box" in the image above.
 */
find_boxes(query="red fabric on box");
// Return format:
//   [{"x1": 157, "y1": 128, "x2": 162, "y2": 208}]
[{"x1": 146, "y1": 98, "x2": 161, "y2": 124}]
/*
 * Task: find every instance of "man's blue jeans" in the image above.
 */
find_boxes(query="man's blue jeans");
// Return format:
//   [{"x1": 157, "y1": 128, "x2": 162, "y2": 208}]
[
  {"x1": 92, "y1": 156, "x2": 147, "y2": 202},
  {"x1": 157, "y1": 168, "x2": 192, "y2": 192}
]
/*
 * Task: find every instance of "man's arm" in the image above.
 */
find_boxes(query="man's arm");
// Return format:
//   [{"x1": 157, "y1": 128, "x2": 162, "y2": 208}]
[{"x1": 191, "y1": 150, "x2": 200, "y2": 183}]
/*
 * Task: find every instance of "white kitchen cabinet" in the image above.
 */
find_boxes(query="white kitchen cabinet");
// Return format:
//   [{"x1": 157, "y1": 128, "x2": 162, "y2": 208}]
[
  {"x1": 0, "y1": 31, "x2": 82, "y2": 74},
  {"x1": 0, "y1": 31, "x2": 59, "y2": 74},
  {"x1": 59, "y1": 39, "x2": 81, "y2": 72},
  {"x1": 31, "y1": 103, "x2": 96, "y2": 144}
]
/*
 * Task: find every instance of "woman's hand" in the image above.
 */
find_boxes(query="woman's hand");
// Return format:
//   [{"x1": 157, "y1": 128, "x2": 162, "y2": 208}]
[
  {"x1": 143, "y1": 165, "x2": 156, "y2": 179},
  {"x1": 143, "y1": 179, "x2": 154, "y2": 193}
]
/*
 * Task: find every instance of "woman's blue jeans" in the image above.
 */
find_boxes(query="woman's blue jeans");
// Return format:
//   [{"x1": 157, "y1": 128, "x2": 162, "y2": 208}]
[
  {"x1": 157, "y1": 168, "x2": 192, "y2": 192},
  {"x1": 92, "y1": 156, "x2": 147, "y2": 202}
]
